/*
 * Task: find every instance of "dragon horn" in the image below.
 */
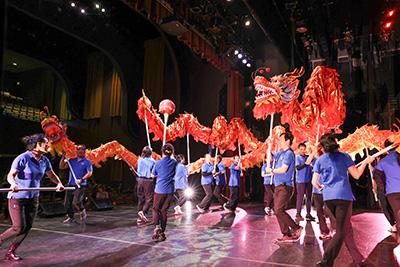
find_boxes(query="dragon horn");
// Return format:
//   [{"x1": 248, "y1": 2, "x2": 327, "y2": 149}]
[{"x1": 284, "y1": 66, "x2": 305, "y2": 79}]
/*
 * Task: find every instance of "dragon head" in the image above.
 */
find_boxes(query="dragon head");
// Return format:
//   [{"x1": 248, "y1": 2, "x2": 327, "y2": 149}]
[
  {"x1": 252, "y1": 67, "x2": 304, "y2": 119},
  {"x1": 41, "y1": 115, "x2": 67, "y2": 156}
]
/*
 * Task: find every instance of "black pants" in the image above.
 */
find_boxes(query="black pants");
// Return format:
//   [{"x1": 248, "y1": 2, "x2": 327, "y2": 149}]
[
  {"x1": 0, "y1": 198, "x2": 39, "y2": 245},
  {"x1": 274, "y1": 184, "x2": 299, "y2": 236},
  {"x1": 137, "y1": 178, "x2": 154, "y2": 214},
  {"x1": 176, "y1": 189, "x2": 187, "y2": 207},
  {"x1": 65, "y1": 186, "x2": 86, "y2": 218},
  {"x1": 387, "y1": 193, "x2": 400, "y2": 238},
  {"x1": 378, "y1": 187, "x2": 395, "y2": 226},
  {"x1": 199, "y1": 184, "x2": 213, "y2": 210},
  {"x1": 296, "y1": 182, "x2": 312, "y2": 214},
  {"x1": 152, "y1": 193, "x2": 173, "y2": 231},
  {"x1": 323, "y1": 200, "x2": 363, "y2": 266},
  {"x1": 213, "y1": 185, "x2": 227, "y2": 206},
  {"x1": 225, "y1": 186, "x2": 239, "y2": 211},
  {"x1": 264, "y1": 184, "x2": 274, "y2": 208},
  {"x1": 313, "y1": 193, "x2": 329, "y2": 234}
]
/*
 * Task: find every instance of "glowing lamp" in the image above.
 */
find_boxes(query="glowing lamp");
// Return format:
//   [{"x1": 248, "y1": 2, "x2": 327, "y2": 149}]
[{"x1": 184, "y1": 188, "x2": 194, "y2": 198}]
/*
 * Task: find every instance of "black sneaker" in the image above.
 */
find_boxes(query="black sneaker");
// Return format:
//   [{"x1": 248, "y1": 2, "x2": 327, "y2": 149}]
[
  {"x1": 295, "y1": 213, "x2": 304, "y2": 221},
  {"x1": 306, "y1": 213, "x2": 316, "y2": 221}
]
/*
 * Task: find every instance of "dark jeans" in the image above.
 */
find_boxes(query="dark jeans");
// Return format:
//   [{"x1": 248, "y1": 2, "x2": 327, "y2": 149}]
[
  {"x1": 0, "y1": 197, "x2": 39, "y2": 245},
  {"x1": 152, "y1": 193, "x2": 173, "y2": 231},
  {"x1": 313, "y1": 193, "x2": 329, "y2": 234},
  {"x1": 264, "y1": 184, "x2": 274, "y2": 208},
  {"x1": 213, "y1": 184, "x2": 227, "y2": 206},
  {"x1": 377, "y1": 187, "x2": 395, "y2": 226},
  {"x1": 387, "y1": 193, "x2": 400, "y2": 238},
  {"x1": 296, "y1": 182, "x2": 312, "y2": 214},
  {"x1": 137, "y1": 178, "x2": 154, "y2": 214},
  {"x1": 176, "y1": 189, "x2": 187, "y2": 207},
  {"x1": 199, "y1": 184, "x2": 213, "y2": 210},
  {"x1": 274, "y1": 184, "x2": 299, "y2": 236},
  {"x1": 225, "y1": 186, "x2": 239, "y2": 211},
  {"x1": 65, "y1": 186, "x2": 86, "y2": 218},
  {"x1": 323, "y1": 200, "x2": 364, "y2": 266}
]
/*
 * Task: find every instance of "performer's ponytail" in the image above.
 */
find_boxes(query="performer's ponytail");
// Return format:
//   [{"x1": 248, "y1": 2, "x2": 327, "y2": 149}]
[
  {"x1": 161, "y1": 143, "x2": 174, "y2": 157},
  {"x1": 21, "y1": 133, "x2": 46, "y2": 151},
  {"x1": 176, "y1": 154, "x2": 184, "y2": 163}
]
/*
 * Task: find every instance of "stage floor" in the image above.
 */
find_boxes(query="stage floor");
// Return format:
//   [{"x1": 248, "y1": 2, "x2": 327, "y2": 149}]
[{"x1": 0, "y1": 202, "x2": 398, "y2": 267}]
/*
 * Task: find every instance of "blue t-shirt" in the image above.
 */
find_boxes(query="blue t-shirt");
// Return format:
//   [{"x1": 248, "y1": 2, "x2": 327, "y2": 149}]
[
  {"x1": 216, "y1": 161, "x2": 226, "y2": 185},
  {"x1": 261, "y1": 162, "x2": 273, "y2": 185},
  {"x1": 137, "y1": 157, "x2": 156, "y2": 178},
  {"x1": 9, "y1": 151, "x2": 52, "y2": 199},
  {"x1": 375, "y1": 152, "x2": 400, "y2": 195},
  {"x1": 67, "y1": 157, "x2": 93, "y2": 186},
  {"x1": 152, "y1": 157, "x2": 177, "y2": 194},
  {"x1": 229, "y1": 163, "x2": 241, "y2": 187},
  {"x1": 295, "y1": 154, "x2": 313, "y2": 183},
  {"x1": 174, "y1": 163, "x2": 188, "y2": 189},
  {"x1": 201, "y1": 162, "x2": 214, "y2": 185},
  {"x1": 272, "y1": 148, "x2": 295, "y2": 187},
  {"x1": 313, "y1": 151, "x2": 355, "y2": 201}
]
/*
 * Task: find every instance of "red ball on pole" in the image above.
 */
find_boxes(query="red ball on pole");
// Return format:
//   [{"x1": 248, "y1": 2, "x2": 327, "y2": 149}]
[
  {"x1": 159, "y1": 99, "x2": 175, "y2": 115},
  {"x1": 159, "y1": 99, "x2": 175, "y2": 145}
]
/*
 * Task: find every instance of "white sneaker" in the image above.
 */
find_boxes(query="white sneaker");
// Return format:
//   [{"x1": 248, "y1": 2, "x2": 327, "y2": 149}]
[
  {"x1": 196, "y1": 205, "x2": 205, "y2": 213},
  {"x1": 264, "y1": 207, "x2": 271, "y2": 216},
  {"x1": 388, "y1": 225, "x2": 397, "y2": 233},
  {"x1": 80, "y1": 209, "x2": 87, "y2": 220},
  {"x1": 63, "y1": 217, "x2": 76, "y2": 223},
  {"x1": 138, "y1": 211, "x2": 148, "y2": 222},
  {"x1": 174, "y1": 205, "x2": 183, "y2": 214}
]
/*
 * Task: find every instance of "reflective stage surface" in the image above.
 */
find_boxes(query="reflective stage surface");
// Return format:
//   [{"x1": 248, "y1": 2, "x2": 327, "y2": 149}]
[{"x1": 0, "y1": 202, "x2": 398, "y2": 266}]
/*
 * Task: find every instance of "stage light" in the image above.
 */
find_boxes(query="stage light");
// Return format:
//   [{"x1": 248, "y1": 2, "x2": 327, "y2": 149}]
[
  {"x1": 95, "y1": 4, "x2": 100, "y2": 9},
  {"x1": 238, "y1": 53, "x2": 243, "y2": 59},
  {"x1": 242, "y1": 59, "x2": 247, "y2": 64},
  {"x1": 244, "y1": 20, "x2": 251, "y2": 26},
  {"x1": 184, "y1": 188, "x2": 194, "y2": 197},
  {"x1": 234, "y1": 50, "x2": 239, "y2": 55},
  {"x1": 12, "y1": 62, "x2": 17, "y2": 66},
  {"x1": 384, "y1": 21, "x2": 393, "y2": 30},
  {"x1": 388, "y1": 10, "x2": 395, "y2": 17},
  {"x1": 80, "y1": 9, "x2": 86, "y2": 14},
  {"x1": 246, "y1": 63, "x2": 251, "y2": 67},
  {"x1": 70, "y1": 2, "x2": 76, "y2": 7},
  {"x1": 16, "y1": 82, "x2": 20, "y2": 85},
  {"x1": 101, "y1": 8, "x2": 106, "y2": 13}
]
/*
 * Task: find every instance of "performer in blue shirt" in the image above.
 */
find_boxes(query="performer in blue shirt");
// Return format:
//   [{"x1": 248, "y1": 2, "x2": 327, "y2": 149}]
[
  {"x1": 295, "y1": 143, "x2": 316, "y2": 221},
  {"x1": 224, "y1": 156, "x2": 242, "y2": 212},
  {"x1": 374, "y1": 140, "x2": 400, "y2": 243},
  {"x1": 60, "y1": 144, "x2": 93, "y2": 223},
  {"x1": 173, "y1": 154, "x2": 189, "y2": 214},
  {"x1": 213, "y1": 155, "x2": 228, "y2": 209},
  {"x1": 136, "y1": 146, "x2": 156, "y2": 222},
  {"x1": 261, "y1": 155, "x2": 274, "y2": 216},
  {"x1": 265, "y1": 131, "x2": 302, "y2": 243},
  {"x1": 311, "y1": 146, "x2": 331, "y2": 240},
  {"x1": 313, "y1": 133, "x2": 372, "y2": 267},
  {"x1": 151, "y1": 143, "x2": 176, "y2": 241},
  {"x1": 196, "y1": 154, "x2": 215, "y2": 213},
  {"x1": 0, "y1": 134, "x2": 64, "y2": 261}
]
